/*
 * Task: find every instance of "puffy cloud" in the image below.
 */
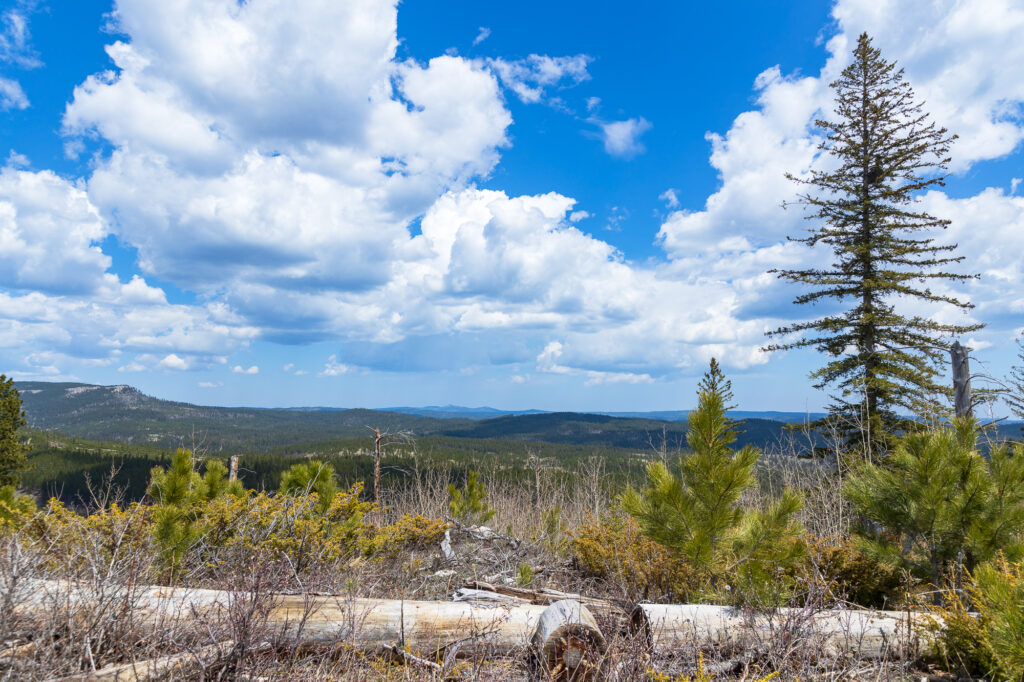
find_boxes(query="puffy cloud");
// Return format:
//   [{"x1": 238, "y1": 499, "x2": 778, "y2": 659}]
[
  {"x1": 657, "y1": 65, "x2": 826, "y2": 260},
  {"x1": 159, "y1": 354, "x2": 189, "y2": 371},
  {"x1": 318, "y1": 355, "x2": 349, "y2": 377},
  {"x1": 67, "y1": 0, "x2": 513, "y2": 302},
  {"x1": 0, "y1": 77, "x2": 27, "y2": 110},
  {"x1": 536, "y1": 340, "x2": 653, "y2": 386},
  {"x1": 232, "y1": 364, "x2": 259, "y2": 374},
  {"x1": 0, "y1": 165, "x2": 258, "y2": 379},
  {"x1": 920, "y1": 188, "x2": 1024, "y2": 324},
  {"x1": 831, "y1": 0, "x2": 1024, "y2": 168},
  {"x1": 0, "y1": 167, "x2": 110, "y2": 294},
  {"x1": 90, "y1": 0, "x2": 399, "y2": 150},
  {"x1": 594, "y1": 117, "x2": 652, "y2": 158}
]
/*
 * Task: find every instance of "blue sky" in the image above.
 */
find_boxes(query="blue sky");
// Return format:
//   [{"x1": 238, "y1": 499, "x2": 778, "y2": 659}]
[{"x1": 0, "y1": 0, "x2": 1022, "y2": 413}]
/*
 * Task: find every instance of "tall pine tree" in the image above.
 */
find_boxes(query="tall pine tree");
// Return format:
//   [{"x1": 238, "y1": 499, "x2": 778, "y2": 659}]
[
  {"x1": 0, "y1": 375, "x2": 27, "y2": 488},
  {"x1": 766, "y1": 33, "x2": 980, "y2": 454}
]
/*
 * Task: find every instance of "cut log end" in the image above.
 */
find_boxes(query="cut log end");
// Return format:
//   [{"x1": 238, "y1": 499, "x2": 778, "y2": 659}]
[{"x1": 531, "y1": 600, "x2": 606, "y2": 681}]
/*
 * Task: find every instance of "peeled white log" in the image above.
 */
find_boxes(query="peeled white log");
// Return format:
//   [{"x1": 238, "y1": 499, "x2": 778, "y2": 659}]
[
  {"x1": 531, "y1": 600, "x2": 606, "y2": 681},
  {"x1": 631, "y1": 603, "x2": 939, "y2": 660},
  {"x1": 23, "y1": 580, "x2": 550, "y2": 659}
]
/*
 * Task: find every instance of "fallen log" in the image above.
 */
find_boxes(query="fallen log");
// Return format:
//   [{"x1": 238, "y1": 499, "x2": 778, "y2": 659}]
[
  {"x1": 23, "y1": 581, "x2": 551, "y2": 660},
  {"x1": 20, "y1": 581, "x2": 941, "y2": 665},
  {"x1": 630, "y1": 603, "x2": 938, "y2": 660},
  {"x1": 530, "y1": 600, "x2": 606, "y2": 682}
]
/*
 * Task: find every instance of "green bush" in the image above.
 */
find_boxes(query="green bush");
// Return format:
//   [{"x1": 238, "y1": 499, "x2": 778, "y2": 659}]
[
  {"x1": 927, "y1": 586, "x2": 1000, "y2": 681},
  {"x1": 0, "y1": 484, "x2": 35, "y2": 530},
  {"x1": 0, "y1": 374, "x2": 27, "y2": 488},
  {"x1": 148, "y1": 449, "x2": 244, "y2": 576},
  {"x1": 845, "y1": 419, "x2": 1024, "y2": 597}
]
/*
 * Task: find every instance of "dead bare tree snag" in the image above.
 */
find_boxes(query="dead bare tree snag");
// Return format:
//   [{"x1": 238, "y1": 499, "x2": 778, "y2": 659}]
[
  {"x1": 373, "y1": 427, "x2": 382, "y2": 506},
  {"x1": 951, "y1": 340, "x2": 972, "y2": 418}
]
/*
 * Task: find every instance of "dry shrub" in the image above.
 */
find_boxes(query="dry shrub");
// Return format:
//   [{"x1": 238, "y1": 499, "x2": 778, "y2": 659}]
[
  {"x1": 365, "y1": 513, "x2": 448, "y2": 555},
  {"x1": 925, "y1": 585, "x2": 1000, "y2": 681},
  {"x1": 971, "y1": 558, "x2": 1024, "y2": 680},
  {"x1": 194, "y1": 484, "x2": 377, "y2": 579},
  {"x1": 802, "y1": 535, "x2": 904, "y2": 608},
  {"x1": 570, "y1": 509, "x2": 700, "y2": 602}
]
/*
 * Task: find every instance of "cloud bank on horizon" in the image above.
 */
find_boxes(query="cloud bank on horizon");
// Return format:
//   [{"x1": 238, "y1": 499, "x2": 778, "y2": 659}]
[{"x1": 0, "y1": 0, "x2": 1022, "y2": 410}]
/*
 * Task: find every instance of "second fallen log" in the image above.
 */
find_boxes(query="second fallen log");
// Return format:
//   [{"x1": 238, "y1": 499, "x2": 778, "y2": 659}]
[{"x1": 630, "y1": 603, "x2": 938, "y2": 660}]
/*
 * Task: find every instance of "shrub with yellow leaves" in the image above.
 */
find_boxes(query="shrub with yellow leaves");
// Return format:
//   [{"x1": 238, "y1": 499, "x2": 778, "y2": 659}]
[{"x1": 570, "y1": 509, "x2": 701, "y2": 601}]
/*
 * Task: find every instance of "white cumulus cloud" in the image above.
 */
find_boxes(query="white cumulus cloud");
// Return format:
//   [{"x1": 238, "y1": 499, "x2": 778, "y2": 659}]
[
  {"x1": 595, "y1": 117, "x2": 652, "y2": 158},
  {"x1": 319, "y1": 355, "x2": 349, "y2": 377}
]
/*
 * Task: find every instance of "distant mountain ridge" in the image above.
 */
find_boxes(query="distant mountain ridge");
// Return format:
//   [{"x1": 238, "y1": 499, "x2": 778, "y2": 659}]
[
  {"x1": 381, "y1": 404, "x2": 829, "y2": 423},
  {"x1": 14, "y1": 381, "x2": 1021, "y2": 454},
  {"x1": 14, "y1": 381, "x2": 463, "y2": 450},
  {"x1": 14, "y1": 380, "x2": 808, "y2": 452}
]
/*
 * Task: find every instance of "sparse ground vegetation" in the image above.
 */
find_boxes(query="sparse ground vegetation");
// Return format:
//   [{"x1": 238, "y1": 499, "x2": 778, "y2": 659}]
[{"x1": 2, "y1": 361, "x2": 1022, "y2": 681}]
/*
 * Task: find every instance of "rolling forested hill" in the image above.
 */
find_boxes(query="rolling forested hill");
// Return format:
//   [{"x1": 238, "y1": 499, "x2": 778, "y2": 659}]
[
  {"x1": 16, "y1": 380, "x2": 1021, "y2": 458},
  {"x1": 15, "y1": 382, "x2": 471, "y2": 451},
  {"x1": 15, "y1": 381, "x2": 806, "y2": 453}
]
